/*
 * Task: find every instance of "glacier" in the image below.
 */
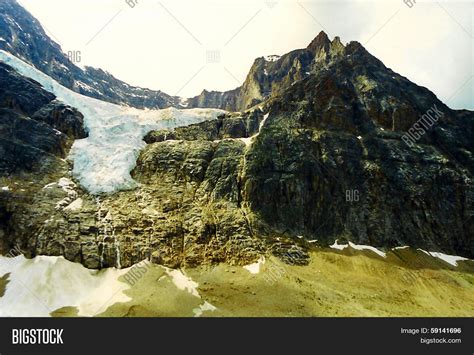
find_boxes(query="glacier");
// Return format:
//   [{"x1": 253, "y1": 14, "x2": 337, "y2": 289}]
[{"x1": 0, "y1": 50, "x2": 225, "y2": 194}]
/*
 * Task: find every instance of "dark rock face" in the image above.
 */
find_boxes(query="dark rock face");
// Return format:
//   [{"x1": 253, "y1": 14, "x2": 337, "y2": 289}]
[
  {"x1": 144, "y1": 111, "x2": 264, "y2": 143},
  {"x1": 146, "y1": 35, "x2": 473, "y2": 259},
  {"x1": 0, "y1": 62, "x2": 86, "y2": 174},
  {"x1": 9, "y1": 139, "x2": 267, "y2": 269},
  {"x1": 186, "y1": 89, "x2": 240, "y2": 112},
  {"x1": 32, "y1": 101, "x2": 87, "y2": 140},
  {"x1": 0, "y1": 63, "x2": 55, "y2": 116},
  {"x1": 239, "y1": 41, "x2": 473, "y2": 258},
  {"x1": 0, "y1": 0, "x2": 180, "y2": 109},
  {"x1": 0, "y1": 108, "x2": 68, "y2": 174}
]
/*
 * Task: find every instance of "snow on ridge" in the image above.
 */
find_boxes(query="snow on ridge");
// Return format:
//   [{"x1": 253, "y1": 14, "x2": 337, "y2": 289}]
[
  {"x1": 0, "y1": 50, "x2": 225, "y2": 194},
  {"x1": 328, "y1": 242, "x2": 471, "y2": 266},
  {"x1": 264, "y1": 55, "x2": 280, "y2": 62},
  {"x1": 418, "y1": 249, "x2": 469, "y2": 267},
  {"x1": 330, "y1": 240, "x2": 386, "y2": 258},
  {"x1": 349, "y1": 242, "x2": 386, "y2": 258}
]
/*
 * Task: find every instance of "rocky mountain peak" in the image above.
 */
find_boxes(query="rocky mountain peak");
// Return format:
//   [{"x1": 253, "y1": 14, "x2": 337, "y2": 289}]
[{"x1": 307, "y1": 31, "x2": 331, "y2": 53}]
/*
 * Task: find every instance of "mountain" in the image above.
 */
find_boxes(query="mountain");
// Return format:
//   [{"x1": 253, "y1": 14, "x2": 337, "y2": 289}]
[
  {"x1": 120, "y1": 35, "x2": 473, "y2": 264},
  {"x1": 0, "y1": 0, "x2": 181, "y2": 109},
  {"x1": 187, "y1": 32, "x2": 348, "y2": 111},
  {"x1": 0, "y1": 1, "x2": 472, "y2": 268}
]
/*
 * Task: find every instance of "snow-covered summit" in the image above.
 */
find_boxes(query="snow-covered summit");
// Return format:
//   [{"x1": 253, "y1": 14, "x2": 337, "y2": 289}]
[{"x1": 0, "y1": 50, "x2": 225, "y2": 194}]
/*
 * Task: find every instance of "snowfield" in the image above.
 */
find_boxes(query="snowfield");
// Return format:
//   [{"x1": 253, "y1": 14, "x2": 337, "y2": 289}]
[
  {"x1": 0, "y1": 255, "x2": 216, "y2": 317},
  {"x1": 0, "y1": 255, "x2": 131, "y2": 317},
  {"x1": 0, "y1": 50, "x2": 225, "y2": 194}
]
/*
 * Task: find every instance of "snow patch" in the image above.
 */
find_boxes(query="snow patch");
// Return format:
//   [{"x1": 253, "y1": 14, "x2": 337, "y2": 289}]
[
  {"x1": 243, "y1": 256, "x2": 266, "y2": 274},
  {"x1": 64, "y1": 198, "x2": 83, "y2": 212},
  {"x1": 0, "y1": 255, "x2": 131, "y2": 317},
  {"x1": 165, "y1": 268, "x2": 200, "y2": 297},
  {"x1": 418, "y1": 249, "x2": 469, "y2": 267},
  {"x1": 349, "y1": 242, "x2": 386, "y2": 258},
  {"x1": 193, "y1": 301, "x2": 217, "y2": 317},
  {"x1": 393, "y1": 246, "x2": 410, "y2": 250},
  {"x1": 43, "y1": 182, "x2": 57, "y2": 189},
  {"x1": 238, "y1": 113, "x2": 270, "y2": 148},
  {"x1": 179, "y1": 97, "x2": 189, "y2": 108},
  {"x1": 264, "y1": 55, "x2": 280, "y2": 62},
  {"x1": 330, "y1": 240, "x2": 386, "y2": 258},
  {"x1": 76, "y1": 81, "x2": 99, "y2": 94},
  {"x1": 330, "y1": 240, "x2": 347, "y2": 251}
]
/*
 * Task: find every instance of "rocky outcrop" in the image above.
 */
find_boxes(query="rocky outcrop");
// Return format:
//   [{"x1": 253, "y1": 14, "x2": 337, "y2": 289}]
[
  {"x1": 0, "y1": 62, "x2": 55, "y2": 115},
  {"x1": 0, "y1": 62, "x2": 87, "y2": 254},
  {"x1": 4, "y1": 139, "x2": 268, "y2": 269},
  {"x1": 0, "y1": 62, "x2": 86, "y2": 174},
  {"x1": 147, "y1": 35, "x2": 473, "y2": 259},
  {"x1": 186, "y1": 89, "x2": 240, "y2": 112},
  {"x1": 32, "y1": 101, "x2": 87, "y2": 140},
  {"x1": 144, "y1": 110, "x2": 264, "y2": 143}
]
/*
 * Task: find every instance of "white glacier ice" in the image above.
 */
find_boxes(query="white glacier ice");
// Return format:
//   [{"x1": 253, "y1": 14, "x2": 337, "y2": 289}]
[{"x1": 0, "y1": 50, "x2": 225, "y2": 194}]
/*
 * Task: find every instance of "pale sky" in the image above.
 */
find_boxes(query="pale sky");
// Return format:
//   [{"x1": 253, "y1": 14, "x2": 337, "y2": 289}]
[{"x1": 19, "y1": 0, "x2": 473, "y2": 109}]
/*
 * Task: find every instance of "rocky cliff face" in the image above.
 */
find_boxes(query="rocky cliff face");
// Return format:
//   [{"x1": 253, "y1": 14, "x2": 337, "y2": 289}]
[
  {"x1": 0, "y1": 62, "x2": 86, "y2": 173},
  {"x1": 0, "y1": 0, "x2": 180, "y2": 109},
  {"x1": 242, "y1": 44, "x2": 473, "y2": 257},
  {"x1": 0, "y1": 29, "x2": 472, "y2": 268},
  {"x1": 0, "y1": 61, "x2": 87, "y2": 252}
]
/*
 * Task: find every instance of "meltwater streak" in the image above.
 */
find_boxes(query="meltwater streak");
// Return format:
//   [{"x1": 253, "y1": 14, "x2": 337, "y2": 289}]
[{"x1": 0, "y1": 50, "x2": 225, "y2": 194}]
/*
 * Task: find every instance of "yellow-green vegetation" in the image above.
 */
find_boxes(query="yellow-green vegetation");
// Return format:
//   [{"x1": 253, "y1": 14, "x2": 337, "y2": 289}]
[
  {"x1": 95, "y1": 248, "x2": 474, "y2": 317},
  {"x1": 355, "y1": 75, "x2": 377, "y2": 93},
  {"x1": 0, "y1": 273, "x2": 9, "y2": 298}
]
